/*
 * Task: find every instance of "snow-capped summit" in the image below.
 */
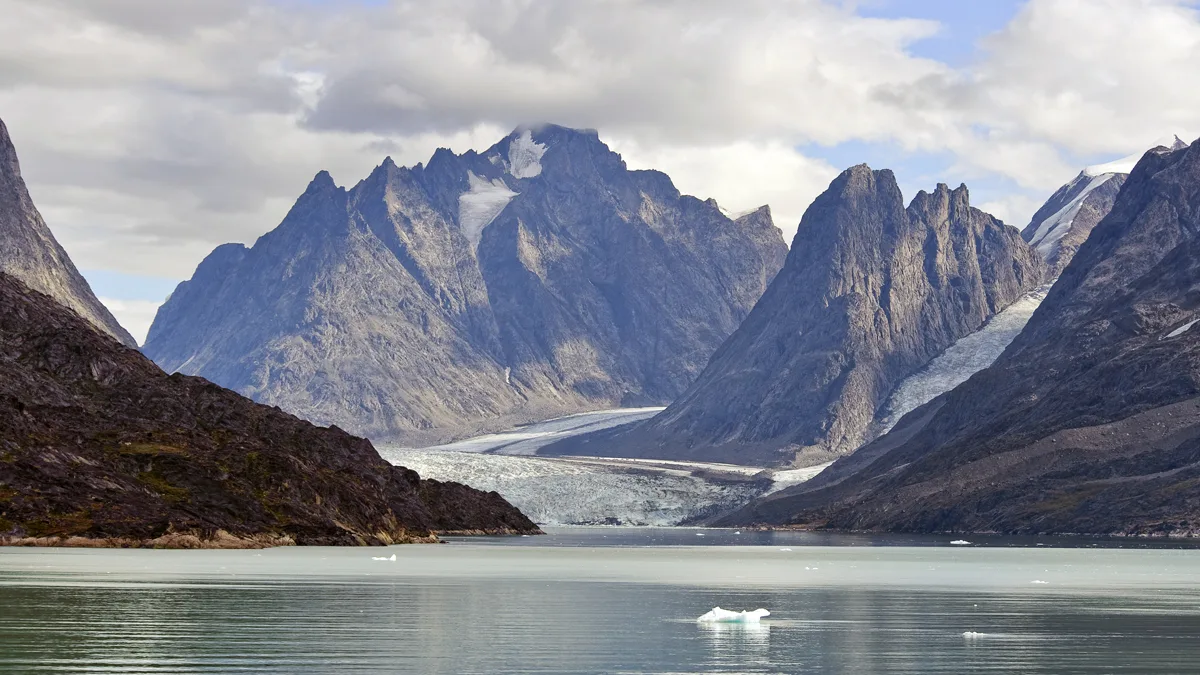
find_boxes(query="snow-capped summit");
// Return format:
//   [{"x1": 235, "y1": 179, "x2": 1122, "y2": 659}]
[
  {"x1": 1083, "y1": 135, "x2": 1189, "y2": 176},
  {"x1": 1024, "y1": 135, "x2": 1191, "y2": 278}
]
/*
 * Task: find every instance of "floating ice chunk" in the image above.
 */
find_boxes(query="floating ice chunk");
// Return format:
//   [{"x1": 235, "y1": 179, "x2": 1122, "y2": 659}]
[
  {"x1": 734, "y1": 531, "x2": 741, "y2": 535},
  {"x1": 962, "y1": 631, "x2": 986, "y2": 638},
  {"x1": 1031, "y1": 580, "x2": 1048, "y2": 584},
  {"x1": 507, "y1": 129, "x2": 547, "y2": 179},
  {"x1": 697, "y1": 607, "x2": 770, "y2": 623},
  {"x1": 950, "y1": 540, "x2": 972, "y2": 546},
  {"x1": 371, "y1": 553, "x2": 397, "y2": 561},
  {"x1": 696, "y1": 532, "x2": 705, "y2": 536}
]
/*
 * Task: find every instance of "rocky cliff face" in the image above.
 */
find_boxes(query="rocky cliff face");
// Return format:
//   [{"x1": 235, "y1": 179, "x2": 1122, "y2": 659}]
[
  {"x1": 725, "y1": 139, "x2": 1200, "y2": 536},
  {"x1": 0, "y1": 118, "x2": 135, "y2": 347},
  {"x1": 561, "y1": 165, "x2": 1044, "y2": 466},
  {"x1": 142, "y1": 125, "x2": 787, "y2": 443},
  {"x1": 0, "y1": 271, "x2": 538, "y2": 547}
]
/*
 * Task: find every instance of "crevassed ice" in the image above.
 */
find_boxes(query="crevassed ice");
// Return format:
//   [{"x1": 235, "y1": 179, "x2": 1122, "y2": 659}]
[
  {"x1": 877, "y1": 288, "x2": 1048, "y2": 433},
  {"x1": 1027, "y1": 173, "x2": 1115, "y2": 258},
  {"x1": 376, "y1": 448, "x2": 766, "y2": 526},
  {"x1": 508, "y1": 129, "x2": 547, "y2": 179},
  {"x1": 458, "y1": 171, "x2": 517, "y2": 248}
]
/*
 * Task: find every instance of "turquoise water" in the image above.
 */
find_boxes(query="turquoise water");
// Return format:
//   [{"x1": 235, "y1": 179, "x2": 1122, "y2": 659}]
[{"x1": 2, "y1": 528, "x2": 1199, "y2": 673}]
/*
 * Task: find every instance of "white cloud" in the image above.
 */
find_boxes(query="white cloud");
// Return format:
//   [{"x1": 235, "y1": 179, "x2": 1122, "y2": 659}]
[
  {"x1": 98, "y1": 297, "x2": 163, "y2": 345},
  {"x1": 0, "y1": 0, "x2": 1197, "y2": 290}
]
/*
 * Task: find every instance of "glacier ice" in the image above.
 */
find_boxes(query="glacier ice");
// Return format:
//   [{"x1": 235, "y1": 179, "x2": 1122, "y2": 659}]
[
  {"x1": 877, "y1": 288, "x2": 1048, "y2": 434},
  {"x1": 371, "y1": 553, "x2": 397, "y2": 561},
  {"x1": 378, "y1": 447, "x2": 770, "y2": 526},
  {"x1": 507, "y1": 129, "x2": 547, "y2": 179},
  {"x1": 380, "y1": 408, "x2": 828, "y2": 526},
  {"x1": 697, "y1": 607, "x2": 770, "y2": 623},
  {"x1": 458, "y1": 171, "x2": 518, "y2": 248},
  {"x1": 420, "y1": 407, "x2": 664, "y2": 455},
  {"x1": 950, "y1": 540, "x2": 972, "y2": 546}
]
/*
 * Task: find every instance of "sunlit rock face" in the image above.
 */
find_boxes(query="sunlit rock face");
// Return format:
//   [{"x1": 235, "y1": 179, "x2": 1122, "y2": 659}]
[
  {"x1": 143, "y1": 125, "x2": 787, "y2": 443},
  {"x1": 0, "y1": 116, "x2": 135, "y2": 346}
]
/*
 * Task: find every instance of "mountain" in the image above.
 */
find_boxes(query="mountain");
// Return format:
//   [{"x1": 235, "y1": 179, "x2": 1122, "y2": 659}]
[
  {"x1": 1023, "y1": 136, "x2": 1189, "y2": 278},
  {"x1": 549, "y1": 166, "x2": 1046, "y2": 467},
  {"x1": 723, "y1": 138, "x2": 1200, "y2": 536},
  {"x1": 0, "y1": 270, "x2": 538, "y2": 547},
  {"x1": 0, "y1": 117, "x2": 135, "y2": 346},
  {"x1": 142, "y1": 125, "x2": 787, "y2": 443}
]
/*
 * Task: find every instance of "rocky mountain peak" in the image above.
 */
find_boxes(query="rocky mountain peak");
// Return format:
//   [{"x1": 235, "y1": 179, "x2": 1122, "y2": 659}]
[
  {"x1": 0, "y1": 116, "x2": 136, "y2": 346},
  {"x1": 143, "y1": 124, "x2": 788, "y2": 443},
  {"x1": 557, "y1": 165, "x2": 1044, "y2": 466}
]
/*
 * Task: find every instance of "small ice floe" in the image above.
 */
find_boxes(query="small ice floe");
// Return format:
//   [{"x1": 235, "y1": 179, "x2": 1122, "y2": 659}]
[
  {"x1": 962, "y1": 631, "x2": 987, "y2": 639},
  {"x1": 950, "y1": 540, "x2": 972, "y2": 546},
  {"x1": 734, "y1": 531, "x2": 741, "y2": 535},
  {"x1": 1031, "y1": 580, "x2": 1049, "y2": 584},
  {"x1": 697, "y1": 607, "x2": 770, "y2": 623},
  {"x1": 779, "y1": 548, "x2": 793, "y2": 552},
  {"x1": 371, "y1": 553, "x2": 397, "y2": 561},
  {"x1": 696, "y1": 532, "x2": 705, "y2": 537}
]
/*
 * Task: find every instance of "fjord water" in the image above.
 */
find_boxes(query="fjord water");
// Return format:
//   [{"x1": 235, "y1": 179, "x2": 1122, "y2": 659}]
[{"x1": 3, "y1": 530, "x2": 1200, "y2": 674}]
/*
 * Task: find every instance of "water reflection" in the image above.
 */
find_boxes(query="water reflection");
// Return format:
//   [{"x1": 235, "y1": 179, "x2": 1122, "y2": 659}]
[{"x1": 698, "y1": 621, "x2": 772, "y2": 670}]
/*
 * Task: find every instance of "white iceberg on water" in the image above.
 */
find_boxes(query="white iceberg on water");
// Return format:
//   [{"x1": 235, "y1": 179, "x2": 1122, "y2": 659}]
[
  {"x1": 950, "y1": 540, "x2": 972, "y2": 546},
  {"x1": 697, "y1": 607, "x2": 770, "y2": 623},
  {"x1": 372, "y1": 553, "x2": 397, "y2": 561}
]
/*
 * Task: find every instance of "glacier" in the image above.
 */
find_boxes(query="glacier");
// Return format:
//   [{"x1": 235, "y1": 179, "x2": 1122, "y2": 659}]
[
  {"x1": 1026, "y1": 173, "x2": 1117, "y2": 258},
  {"x1": 507, "y1": 129, "x2": 548, "y2": 179},
  {"x1": 379, "y1": 447, "x2": 772, "y2": 526},
  {"x1": 458, "y1": 171, "x2": 518, "y2": 248},
  {"x1": 380, "y1": 407, "x2": 837, "y2": 526},
  {"x1": 877, "y1": 287, "x2": 1049, "y2": 434},
  {"x1": 418, "y1": 407, "x2": 664, "y2": 455}
]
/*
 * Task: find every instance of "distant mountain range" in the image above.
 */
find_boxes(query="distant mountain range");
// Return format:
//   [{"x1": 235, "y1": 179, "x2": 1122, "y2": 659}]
[
  {"x1": 143, "y1": 125, "x2": 787, "y2": 444},
  {"x1": 547, "y1": 166, "x2": 1045, "y2": 466},
  {"x1": 722, "y1": 138, "x2": 1200, "y2": 536}
]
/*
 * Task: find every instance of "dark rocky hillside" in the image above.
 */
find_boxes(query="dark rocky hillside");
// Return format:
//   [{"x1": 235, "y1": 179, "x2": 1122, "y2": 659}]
[
  {"x1": 0, "y1": 272, "x2": 537, "y2": 547},
  {"x1": 721, "y1": 139, "x2": 1200, "y2": 536}
]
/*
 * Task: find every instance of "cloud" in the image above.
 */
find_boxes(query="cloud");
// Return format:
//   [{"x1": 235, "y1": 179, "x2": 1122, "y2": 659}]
[
  {"x1": 0, "y1": 0, "x2": 1197, "y2": 294},
  {"x1": 98, "y1": 297, "x2": 164, "y2": 345}
]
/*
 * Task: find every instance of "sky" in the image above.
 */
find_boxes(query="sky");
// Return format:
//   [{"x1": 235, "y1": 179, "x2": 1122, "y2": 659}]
[{"x1": 0, "y1": 0, "x2": 1198, "y2": 343}]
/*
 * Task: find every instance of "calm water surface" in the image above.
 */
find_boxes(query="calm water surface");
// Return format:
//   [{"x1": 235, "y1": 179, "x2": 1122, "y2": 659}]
[{"x1": 2, "y1": 528, "x2": 1200, "y2": 674}]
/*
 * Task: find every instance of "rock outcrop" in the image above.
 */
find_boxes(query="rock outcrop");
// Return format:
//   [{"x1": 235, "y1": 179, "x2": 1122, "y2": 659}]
[
  {"x1": 142, "y1": 125, "x2": 787, "y2": 443},
  {"x1": 552, "y1": 166, "x2": 1045, "y2": 466},
  {"x1": 723, "y1": 139, "x2": 1200, "y2": 536},
  {"x1": 0, "y1": 271, "x2": 538, "y2": 547},
  {"x1": 0, "y1": 117, "x2": 135, "y2": 346}
]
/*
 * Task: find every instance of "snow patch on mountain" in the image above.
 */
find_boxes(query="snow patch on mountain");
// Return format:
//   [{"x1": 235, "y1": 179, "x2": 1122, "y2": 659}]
[
  {"x1": 422, "y1": 407, "x2": 664, "y2": 455},
  {"x1": 1084, "y1": 135, "x2": 1190, "y2": 177},
  {"x1": 458, "y1": 171, "x2": 518, "y2": 247},
  {"x1": 877, "y1": 286, "x2": 1049, "y2": 433},
  {"x1": 1027, "y1": 173, "x2": 1116, "y2": 258},
  {"x1": 507, "y1": 129, "x2": 547, "y2": 179}
]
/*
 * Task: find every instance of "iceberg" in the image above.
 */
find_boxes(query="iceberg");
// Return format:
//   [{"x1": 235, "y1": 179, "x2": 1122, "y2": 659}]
[
  {"x1": 697, "y1": 607, "x2": 770, "y2": 623},
  {"x1": 962, "y1": 631, "x2": 986, "y2": 638},
  {"x1": 950, "y1": 540, "x2": 972, "y2": 546},
  {"x1": 371, "y1": 553, "x2": 397, "y2": 561}
]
